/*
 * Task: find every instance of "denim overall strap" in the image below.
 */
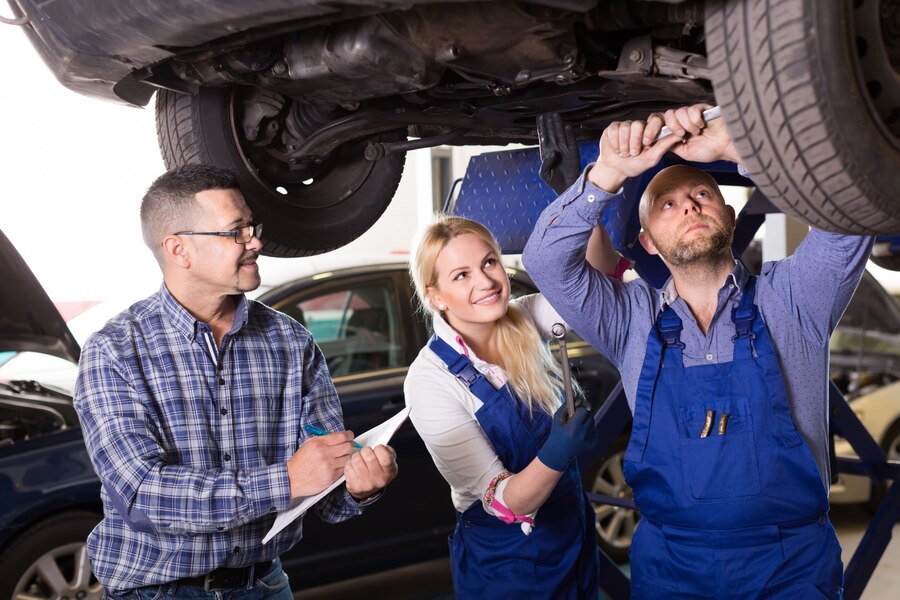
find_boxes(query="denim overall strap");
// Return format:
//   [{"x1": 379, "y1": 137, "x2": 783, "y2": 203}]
[
  {"x1": 624, "y1": 305, "x2": 683, "y2": 464},
  {"x1": 732, "y1": 276, "x2": 758, "y2": 360}
]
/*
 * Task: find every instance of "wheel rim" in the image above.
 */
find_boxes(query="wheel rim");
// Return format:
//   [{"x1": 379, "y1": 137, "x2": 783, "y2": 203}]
[
  {"x1": 226, "y1": 88, "x2": 389, "y2": 210},
  {"x1": 887, "y1": 428, "x2": 900, "y2": 462},
  {"x1": 12, "y1": 542, "x2": 102, "y2": 600},
  {"x1": 852, "y1": 0, "x2": 900, "y2": 145},
  {"x1": 590, "y1": 451, "x2": 638, "y2": 551}
]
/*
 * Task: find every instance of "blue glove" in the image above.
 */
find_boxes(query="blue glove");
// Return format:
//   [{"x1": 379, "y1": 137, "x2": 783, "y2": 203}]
[{"x1": 537, "y1": 403, "x2": 598, "y2": 472}]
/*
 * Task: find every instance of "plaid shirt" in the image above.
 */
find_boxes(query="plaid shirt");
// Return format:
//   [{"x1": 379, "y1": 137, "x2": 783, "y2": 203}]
[{"x1": 74, "y1": 284, "x2": 364, "y2": 593}]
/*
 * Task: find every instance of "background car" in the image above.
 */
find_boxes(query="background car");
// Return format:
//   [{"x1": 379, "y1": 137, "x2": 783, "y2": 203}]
[
  {"x1": 254, "y1": 258, "x2": 623, "y2": 581},
  {"x1": 6, "y1": 0, "x2": 897, "y2": 255},
  {"x1": 0, "y1": 244, "x2": 623, "y2": 597},
  {"x1": 829, "y1": 271, "x2": 900, "y2": 512}
]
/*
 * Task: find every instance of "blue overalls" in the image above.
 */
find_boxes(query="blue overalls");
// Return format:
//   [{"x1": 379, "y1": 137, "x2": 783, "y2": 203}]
[
  {"x1": 428, "y1": 336, "x2": 599, "y2": 599},
  {"x1": 624, "y1": 277, "x2": 843, "y2": 599}
]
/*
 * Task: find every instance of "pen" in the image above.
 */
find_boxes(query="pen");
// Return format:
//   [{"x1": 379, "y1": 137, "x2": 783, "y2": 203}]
[{"x1": 303, "y1": 424, "x2": 364, "y2": 449}]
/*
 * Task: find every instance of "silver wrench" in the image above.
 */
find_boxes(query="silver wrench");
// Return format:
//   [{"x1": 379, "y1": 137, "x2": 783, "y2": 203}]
[
  {"x1": 654, "y1": 105, "x2": 722, "y2": 142},
  {"x1": 551, "y1": 323, "x2": 575, "y2": 419}
]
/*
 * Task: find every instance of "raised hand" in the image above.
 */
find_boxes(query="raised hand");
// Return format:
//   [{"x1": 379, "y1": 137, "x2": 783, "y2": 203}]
[
  {"x1": 661, "y1": 104, "x2": 740, "y2": 165},
  {"x1": 587, "y1": 104, "x2": 740, "y2": 193},
  {"x1": 588, "y1": 115, "x2": 683, "y2": 192}
]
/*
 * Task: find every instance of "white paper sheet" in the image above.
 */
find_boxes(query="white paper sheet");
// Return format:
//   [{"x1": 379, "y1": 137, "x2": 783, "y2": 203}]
[{"x1": 262, "y1": 406, "x2": 411, "y2": 544}]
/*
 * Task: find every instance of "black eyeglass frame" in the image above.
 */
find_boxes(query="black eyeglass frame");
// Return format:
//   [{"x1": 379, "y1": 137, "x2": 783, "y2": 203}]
[{"x1": 174, "y1": 223, "x2": 263, "y2": 244}]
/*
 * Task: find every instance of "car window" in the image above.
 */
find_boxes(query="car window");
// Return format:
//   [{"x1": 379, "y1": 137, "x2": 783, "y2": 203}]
[
  {"x1": 831, "y1": 272, "x2": 900, "y2": 399},
  {"x1": 275, "y1": 280, "x2": 404, "y2": 377},
  {"x1": 836, "y1": 273, "x2": 900, "y2": 335},
  {"x1": 832, "y1": 273, "x2": 900, "y2": 358}
]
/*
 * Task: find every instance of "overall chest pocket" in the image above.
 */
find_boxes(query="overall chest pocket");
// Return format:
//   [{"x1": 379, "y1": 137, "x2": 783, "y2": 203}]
[{"x1": 678, "y1": 404, "x2": 761, "y2": 501}]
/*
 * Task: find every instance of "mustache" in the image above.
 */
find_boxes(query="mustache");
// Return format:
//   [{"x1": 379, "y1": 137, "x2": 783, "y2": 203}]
[
  {"x1": 681, "y1": 212, "x2": 729, "y2": 232},
  {"x1": 240, "y1": 252, "x2": 259, "y2": 264}
]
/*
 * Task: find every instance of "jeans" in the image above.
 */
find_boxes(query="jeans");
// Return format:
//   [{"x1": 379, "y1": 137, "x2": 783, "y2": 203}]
[{"x1": 104, "y1": 559, "x2": 293, "y2": 600}]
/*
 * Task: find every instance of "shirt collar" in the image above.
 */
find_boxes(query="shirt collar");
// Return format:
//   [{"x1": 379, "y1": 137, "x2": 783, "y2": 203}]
[
  {"x1": 657, "y1": 259, "x2": 748, "y2": 306},
  {"x1": 158, "y1": 283, "x2": 250, "y2": 341}
]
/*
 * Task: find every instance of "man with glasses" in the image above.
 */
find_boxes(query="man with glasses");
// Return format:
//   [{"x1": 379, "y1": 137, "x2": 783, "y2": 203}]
[{"x1": 74, "y1": 164, "x2": 398, "y2": 597}]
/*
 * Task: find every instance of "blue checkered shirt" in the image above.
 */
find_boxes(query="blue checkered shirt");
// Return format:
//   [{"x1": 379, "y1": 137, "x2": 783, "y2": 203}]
[{"x1": 74, "y1": 284, "x2": 365, "y2": 593}]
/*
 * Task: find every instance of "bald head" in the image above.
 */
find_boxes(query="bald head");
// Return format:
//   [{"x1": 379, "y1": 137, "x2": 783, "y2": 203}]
[{"x1": 638, "y1": 165, "x2": 724, "y2": 230}]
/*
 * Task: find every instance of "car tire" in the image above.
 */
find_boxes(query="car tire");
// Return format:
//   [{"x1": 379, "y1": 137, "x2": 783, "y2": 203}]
[
  {"x1": 705, "y1": 0, "x2": 900, "y2": 234},
  {"x1": 0, "y1": 510, "x2": 102, "y2": 600},
  {"x1": 155, "y1": 88, "x2": 407, "y2": 257},
  {"x1": 866, "y1": 420, "x2": 900, "y2": 514},
  {"x1": 870, "y1": 255, "x2": 900, "y2": 272},
  {"x1": 583, "y1": 435, "x2": 638, "y2": 564}
]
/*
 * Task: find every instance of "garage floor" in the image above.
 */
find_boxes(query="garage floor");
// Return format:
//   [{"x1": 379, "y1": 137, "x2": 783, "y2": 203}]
[{"x1": 294, "y1": 504, "x2": 899, "y2": 599}]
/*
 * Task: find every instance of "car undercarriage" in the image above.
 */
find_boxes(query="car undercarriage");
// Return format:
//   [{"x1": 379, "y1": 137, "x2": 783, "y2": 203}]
[{"x1": 6, "y1": 0, "x2": 899, "y2": 256}]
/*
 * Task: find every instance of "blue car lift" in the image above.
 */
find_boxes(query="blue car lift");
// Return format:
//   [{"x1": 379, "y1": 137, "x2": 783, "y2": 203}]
[{"x1": 449, "y1": 144, "x2": 900, "y2": 600}]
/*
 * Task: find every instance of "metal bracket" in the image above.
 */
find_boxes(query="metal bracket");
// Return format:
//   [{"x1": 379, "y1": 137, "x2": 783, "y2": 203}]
[
  {"x1": 615, "y1": 36, "x2": 711, "y2": 80},
  {"x1": 654, "y1": 46, "x2": 711, "y2": 80},
  {"x1": 829, "y1": 381, "x2": 900, "y2": 599}
]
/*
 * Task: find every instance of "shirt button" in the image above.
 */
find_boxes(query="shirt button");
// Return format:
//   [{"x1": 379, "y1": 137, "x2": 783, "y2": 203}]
[
  {"x1": 219, "y1": 378, "x2": 225, "y2": 385},
  {"x1": 221, "y1": 408, "x2": 227, "y2": 416},
  {"x1": 233, "y1": 546, "x2": 240, "y2": 553},
  {"x1": 587, "y1": 194, "x2": 596, "y2": 203},
  {"x1": 224, "y1": 453, "x2": 231, "y2": 461},
  {"x1": 706, "y1": 353, "x2": 714, "y2": 361},
  {"x1": 729, "y1": 284, "x2": 734, "y2": 290}
]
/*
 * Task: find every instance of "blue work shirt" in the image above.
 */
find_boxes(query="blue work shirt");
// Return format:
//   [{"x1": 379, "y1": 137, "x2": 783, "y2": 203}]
[
  {"x1": 74, "y1": 284, "x2": 365, "y2": 593},
  {"x1": 522, "y1": 173, "x2": 874, "y2": 491}
]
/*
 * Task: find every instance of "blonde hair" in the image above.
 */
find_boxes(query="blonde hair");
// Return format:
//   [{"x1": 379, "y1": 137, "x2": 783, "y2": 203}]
[{"x1": 410, "y1": 215, "x2": 568, "y2": 415}]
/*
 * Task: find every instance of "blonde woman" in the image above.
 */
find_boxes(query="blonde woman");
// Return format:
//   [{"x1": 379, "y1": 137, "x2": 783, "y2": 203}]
[{"x1": 404, "y1": 215, "x2": 599, "y2": 598}]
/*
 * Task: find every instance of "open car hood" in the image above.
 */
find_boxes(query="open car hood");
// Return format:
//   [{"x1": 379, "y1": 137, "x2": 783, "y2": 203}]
[{"x1": 0, "y1": 229, "x2": 80, "y2": 363}]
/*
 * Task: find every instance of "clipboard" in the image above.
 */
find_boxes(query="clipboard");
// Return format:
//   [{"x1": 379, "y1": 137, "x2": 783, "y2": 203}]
[{"x1": 262, "y1": 406, "x2": 411, "y2": 544}]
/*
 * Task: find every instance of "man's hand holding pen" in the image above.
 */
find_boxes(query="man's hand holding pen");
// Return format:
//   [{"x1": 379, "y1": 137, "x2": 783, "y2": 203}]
[
  {"x1": 287, "y1": 428, "x2": 398, "y2": 500},
  {"x1": 287, "y1": 430, "x2": 358, "y2": 498}
]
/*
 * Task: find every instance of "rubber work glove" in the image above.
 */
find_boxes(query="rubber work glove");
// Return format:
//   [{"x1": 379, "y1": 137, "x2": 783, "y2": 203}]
[
  {"x1": 537, "y1": 112, "x2": 582, "y2": 195},
  {"x1": 537, "y1": 403, "x2": 598, "y2": 472}
]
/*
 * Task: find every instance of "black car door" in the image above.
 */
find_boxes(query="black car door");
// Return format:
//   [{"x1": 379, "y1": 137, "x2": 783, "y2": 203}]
[{"x1": 263, "y1": 268, "x2": 455, "y2": 587}]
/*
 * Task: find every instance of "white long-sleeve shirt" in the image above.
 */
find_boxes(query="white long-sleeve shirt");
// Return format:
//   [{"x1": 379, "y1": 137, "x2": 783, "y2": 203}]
[{"x1": 403, "y1": 294, "x2": 564, "y2": 523}]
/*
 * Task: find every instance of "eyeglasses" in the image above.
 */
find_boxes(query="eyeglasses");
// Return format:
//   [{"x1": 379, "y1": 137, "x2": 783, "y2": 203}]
[{"x1": 175, "y1": 223, "x2": 263, "y2": 244}]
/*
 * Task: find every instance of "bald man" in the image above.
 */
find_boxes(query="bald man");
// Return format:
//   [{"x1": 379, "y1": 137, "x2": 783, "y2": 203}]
[{"x1": 524, "y1": 105, "x2": 873, "y2": 599}]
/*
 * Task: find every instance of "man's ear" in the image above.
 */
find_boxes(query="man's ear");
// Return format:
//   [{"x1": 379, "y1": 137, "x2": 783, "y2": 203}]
[
  {"x1": 638, "y1": 231, "x2": 659, "y2": 256},
  {"x1": 161, "y1": 235, "x2": 191, "y2": 269}
]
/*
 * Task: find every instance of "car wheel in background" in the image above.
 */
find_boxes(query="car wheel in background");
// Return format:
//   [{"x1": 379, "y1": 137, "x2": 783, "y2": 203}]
[
  {"x1": 0, "y1": 511, "x2": 102, "y2": 600},
  {"x1": 706, "y1": 0, "x2": 900, "y2": 234},
  {"x1": 155, "y1": 88, "x2": 407, "y2": 257},
  {"x1": 866, "y1": 420, "x2": 900, "y2": 514},
  {"x1": 584, "y1": 435, "x2": 638, "y2": 564}
]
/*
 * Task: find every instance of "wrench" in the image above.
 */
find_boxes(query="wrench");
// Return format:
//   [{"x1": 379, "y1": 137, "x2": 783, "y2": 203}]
[
  {"x1": 654, "y1": 105, "x2": 722, "y2": 142},
  {"x1": 551, "y1": 323, "x2": 575, "y2": 419}
]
